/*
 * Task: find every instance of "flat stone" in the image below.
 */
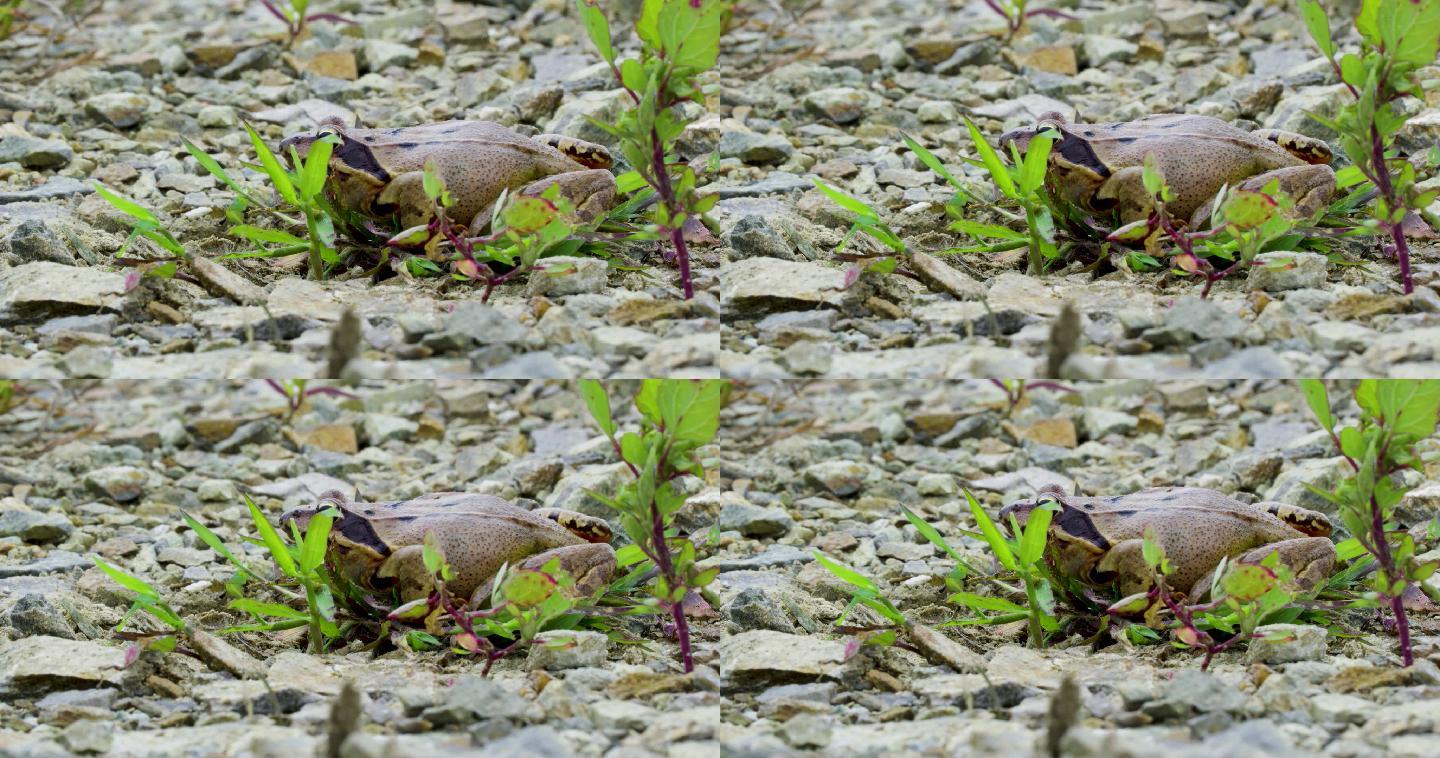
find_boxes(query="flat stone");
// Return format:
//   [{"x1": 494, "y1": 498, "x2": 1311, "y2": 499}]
[
  {"x1": 84, "y1": 465, "x2": 149, "y2": 502},
  {"x1": 720, "y1": 630, "x2": 848, "y2": 686},
  {"x1": 0, "y1": 262, "x2": 126, "y2": 317},
  {"x1": 188, "y1": 257, "x2": 266, "y2": 305},
  {"x1": 0, "y1": 637, "x2": 128, "y2": 695},
  {"x1": 1248, "y1": 251, "x2": 1328, "y2": 291},
  {"x1": 0, "y1": 136, "x2": 73, "y2": 169},
  {"x1": 526, "y1": 256, "x2": 608, "y2": 296},
  {"x1": 0, "y1": 178, "x2": 93, "y2": 204},
  {"x1": 1245, "y1": 623, "x2": 1328, "y2": 664},
  {"x1": 911, "y1": 251, "x2": 984, "y2": 300},
  {"x1": 0, "y1": 508, "x2": 73, "y2": 543},
  {"x1": 719, "y1": 502, "x2": 794, "y2": 537},
  {"x1": 720, "y1": 257, "x2": 848, "y2": 314},
  {"x1": 83, "y1": 93, "x2": 153, "y2": 129},
  {"x1": 526, "y1": 630, "x2": 609, "y2": 670}
]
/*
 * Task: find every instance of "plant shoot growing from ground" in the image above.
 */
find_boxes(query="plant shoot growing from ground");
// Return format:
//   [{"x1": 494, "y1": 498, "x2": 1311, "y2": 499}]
[
  {"x1": 982, "y1": 0, "x2": 1075, "y2": 40},
  {"x1": 578, "y1": 379, "x2": 726, "y2": 672},
  {"x1": 575, "y1": 0, "x2": 730, "y2": 299},
  {"x1": 1299, "y1": 0, "x2": 1440, "y2": 295},
  {"x1": 259, "y1": 0, "x2": 353, "y2": 48},
  {"x1": 1301, "y1": 379, "x2": 1440, "y2": 666}
]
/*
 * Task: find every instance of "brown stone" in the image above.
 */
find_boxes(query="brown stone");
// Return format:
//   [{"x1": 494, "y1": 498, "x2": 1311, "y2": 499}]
[
  {"x1": 910, "y1": 412, "x2": 962, "y2": 437},
  {"x1": 1326, "y1": 292, "x2": 1410, "y2": 320},
  {"x1": 298, "y1": 424, "x2": 358, "y2": 454},
  {"x1": 910, "y1": 251, "x2": 985, "y2": 301},
  {"x1": 606, "y1": 298, "x2": 689, "y2": 326},
  {"x1": 1016, "y1": 417, "x2": 1077, "y2": 448},
  {"x1": 295, "y1": 51, "x2": 358, "y2": 80},
  {"x1": 1016, "y1": 45, "x2": 1078, "y2": 76}
]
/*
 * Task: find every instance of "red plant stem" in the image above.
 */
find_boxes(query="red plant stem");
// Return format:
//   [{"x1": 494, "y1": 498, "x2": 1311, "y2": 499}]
[
  {"x1": 1367, "y1": 489, "x2": 1414, "y2": 666},
  {"x1": 647, "y1": 488, "x2": 693, "y2": 672}
]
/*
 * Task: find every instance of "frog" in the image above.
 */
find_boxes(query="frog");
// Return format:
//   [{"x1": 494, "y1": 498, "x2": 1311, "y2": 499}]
[
  {"x1": 279, "y1": 490, "x2": 616, "y2": 608},
  {"x1": 997, "y1": 113, "x2": 1336, "y2": 229},
  {"x1": 278, "y1": 119, "x2": 617, "y2": 234},
  {"x1": 998, "y1": 485, "x2": 1336, "y2": 609}
]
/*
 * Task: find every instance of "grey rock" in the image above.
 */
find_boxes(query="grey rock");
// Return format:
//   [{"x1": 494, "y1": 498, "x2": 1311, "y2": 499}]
[
  {"x1": 911, "y1": 251, "x2": 984, "y2": 300},
  {"x1": 363, "y1": 414, "x2": 418, "y2": 445},
  {"x1": 83, "y1": 465, "x2": 149, "y2": 502},
  {"x1": 442, "y1": 302, "x2": 529, "y2": 347},
  {"x1": 719, "y1": 502, "x2": 794, "y2": 537},
  {"x1": 0, "y1": 509, "x2": 73, "y2": 543},
  {"x1": 712, "y1": 171, "x2": 813, "y2": 198},
  {"x1": 779, "y1": 340, "x2": 833, "y2": 375},
  {"x1": 719, "y1": 131, "x2": 794, "y2": 165},
  {"x1": 0, "y1": 136, "x2": 73, "y2": 169},
  {"x1": 0, "y1": 636, "x2": 128, "y2": 695},
  {"x1": 0, "y1": 177, "x2": 94, "y2": 203},
  {"x1": 363, "y1": 40, "x2": 418, "y2": 71},
  {"x1": 4, "y1": 220, "x2": 73, "y2": 265},
  {"x1": 802, "y1": 460, "x2": 872, "y2": 497},
  {"x1": 722, "y1": 588, "x2": 794, "y2": 632},
  {"x1": 61, "y1": 346, "x2": 113, "y2": 379},
  {"x1": 526, "y1": 630, "x2": 609, "y2": 670},
  {"x1": 0, "y1": 262, "x2": 125, "y2": 317},
  {"x1": 526, "y1": 256, "x2": 608, "y2": 296},
  {"x1": 1082, "y1": 36, "x2": 1138, "y2": 65},
  {"x1": 8, "y1": 594, "x2": 75, "y2": 639},
  {"x1": 1081, "y1": 408, "x2": 1137, "y2": 439},
  {"x1": 1203, "y1": 347, "x2": 1292, "y2": 379},
  {"x1": 482, "y1": 725, "x2": 571, "y2": 758},
  {"x1": 1245, "y1": 624, "x2": 1327, "y2": 664},
  {"x1": 715, "y1": 545, "x2": 813, "y2": 571},
  {"x1": 721, "y1": 258, "x2": 848, "y2": 314},
  {"x1": 727, "y1": 215, "x2": 795, "y2": 260},
  {"x1": 83, "y1": 93, "x2": 152, "y2": 129},
  {"x1": 916, "y1": 473, "x2": 958, "y2": 496},
  {"x1": 422, "y1": 675, "x2": 528, "y2": 725},
  {"x1": 0, "y1": 551, "x2": 90, "y2": 577},
  {"x1": 803, "y1": 87, "x2": 870, "y2": 124},
  {"x1": 721, "y1": 630, "x2": 847, "y2": 686},
  {"x1": 214, "y1": 45, "x2": 279, "y2": 78},
  {"x1": 60, "y1": 719, "x2": 114, "y2": 754},
  {"x1": 1248, "y1": 252, "x2": 1328, "y2": 291}
]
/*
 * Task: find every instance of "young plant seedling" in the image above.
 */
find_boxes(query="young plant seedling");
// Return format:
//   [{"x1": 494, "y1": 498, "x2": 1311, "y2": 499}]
[
  {"x1": 259, "y1": 0, "x2": 354, "y2": 48},
  {"x1": 1300, "y1": 379, "x2": 1440, "y2": 666},
  {"x1": 577, "y1": 379, "x2": 726, "y2": 672},
  {"x1": 1299, "y1": 0, "x2": 1440, "y2": 295},
  {"x1": 982, "y1": 0, "x2": 1076, "y2": 41},
  {"x1": 91, "y1": 184, "x2": 187, "y2": 288},
  {"x1": 944, "y1": 119, "x2": 1062, "y2": 274},
  {"x1": 574, "y1": 0, "x2": 730, "y2": 300}
]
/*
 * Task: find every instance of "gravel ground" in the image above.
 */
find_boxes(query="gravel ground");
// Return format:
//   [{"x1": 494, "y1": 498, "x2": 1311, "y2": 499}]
[
  {"x1": 0, "y1": 380, "x2": 721, "y2": 757},
  {"x1": 715, "y1": 379, "x2": 1440, "y2": 756}
]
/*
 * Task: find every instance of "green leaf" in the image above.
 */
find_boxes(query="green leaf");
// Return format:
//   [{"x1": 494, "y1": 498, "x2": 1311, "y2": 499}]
[
  {"x1": 575, "y1": 0, "x2": 615, "y2": 65},
  {"x1": 298, "y1": 134, "x2": 334, "y2": 200},
  {"x1": 1300, "y1": 379, "x2": 1334, "y2": 435},
  {"x1": 245, "y1": 494, "x2": 296, "y2": 578},
  {"x1": 965, "y1": 117, "x2": 1016, "y2": 199},
  {"x1": 950, "y1": 218, "x2": 1026, "y2": 241},
  {"x1": 811, "y1": 177, "x2": 880, "y2": 222},
  {"x1": 1018, "y1": 500, "x2": 1055, "y2": 567},
  {"x1": 949, "y1": 591, "x2": 1027, "y2": 614},
  {"x1": 244, "y1": 121, "x2": 297, "y2": 206},
  {"x1": 1298, "y1": 1, "x2": 1335, "y2": 58},
  {"x1": 229, "y1": 598, "x2": 309, "y2": 620},
  {"x1": 231, "y1": 225, "x2": 307, "y2": 246},
  {"x1": 93, "y1": 184, "x2": 160, "y2": 225},
  {"x1": 182, "y1": 139, "x2": 254, "y2": 202},
  {"x1": 900, "y1": 507, "x2": 969, "y2": 567},
  {"x1": 902, "y1": 132, "x2": 962, "y2": 190},
  {"x1": 813, "y1": 551, "x2": 878, "y2": 593},
  {"x1": 298, "y1": 509, "x2": 333, "y2": 574},
  {"x1": 1018, "y1": 131, "x2": 1055, "y2": 196},
  {"x1": 503, "y1": 196, "x2": 558, "y2": 234},
  {"x1": 578, "y1": 380, "x2": 617, "y2": 437},
  {"x1": 180, "y1": 511, "x2": 252, "y2": 579},
  {"x1": 502, "y1": 569, "x2": 558, "y2": 609},
  {"x1": 965, "y1": 489, "x2": 1016, "y2": 572},
  {"x1": 91, "y1": 556, "x2": 161, "y2": 602}
]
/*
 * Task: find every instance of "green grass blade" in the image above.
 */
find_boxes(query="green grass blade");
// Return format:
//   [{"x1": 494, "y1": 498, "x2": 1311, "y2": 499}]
[
  {"x1": 180, "y1": 511, "x2": 254, "y2": 579},
  {"x1": 298, "y1": 509, "x2": 334, "y2": 574},
  {"x1": 91, "y1": 556, "x2": 161, "y2": 601},
  {"x1": 813, "y1": 551, "x2": 879, "y2": 593},
  {"x1": 244, "y1": 494, "x2": 296, "y2": 577},
  {"x1": 93, "y1": 184, "x2": 160, "y2": 225},
  {"x1": 965, "y1": 489, "x2": 1016, "y2": 571},
  {"x1": 243, "y1": 121, "x2": 297, "y2": 206},
  {"x1": 964, "y1": 117, "x2": 1016, "y2": 199}
]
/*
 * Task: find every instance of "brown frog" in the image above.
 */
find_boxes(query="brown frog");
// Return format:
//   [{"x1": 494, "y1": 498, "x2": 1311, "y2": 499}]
[
  {"x1": 280, "y1": 490, "x2": 616, "y2": 607},
  {"x1": 279, "y1": 119, "x2": 617, "y2": 233},
  {"x1": 999, "y1": 485, "x2": 1336, "y2": 605},
  {"x1": 998, "y1": 113, "x2": 1336, "y2": 228}
]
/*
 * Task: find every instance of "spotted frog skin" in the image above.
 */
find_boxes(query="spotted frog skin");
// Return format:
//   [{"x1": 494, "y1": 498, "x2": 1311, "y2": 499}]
[
  {"x1": 279, "y1": 119, "x2": 617, "y2": 233},
  {"x1": 280, "y1": 491, "x2": 616, "y2": 607},
  {"x1": 1000, "y1": 485, "x2": 1336, "y2": 604},
  {"x1": 998, "y1": 113, "x2": 1336, "y2": 228}
]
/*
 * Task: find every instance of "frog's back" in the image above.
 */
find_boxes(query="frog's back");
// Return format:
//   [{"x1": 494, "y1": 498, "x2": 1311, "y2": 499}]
[
  {"x1": 347, "y1": 120, "x2": 581, "y2": 175},
  {"x1": 1082, "y1": 115, "x2": 1304, "y2": 171},
  {"x1": 1082, "y1": 487, "x2": 1311, "y2": 543}
]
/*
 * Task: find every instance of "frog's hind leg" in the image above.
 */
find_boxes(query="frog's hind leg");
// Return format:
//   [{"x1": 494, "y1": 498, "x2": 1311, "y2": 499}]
[
  {"x1": 532, "y1": 134, "x2": 614, "y2": 169},
  {"x1": 1092, "y1": 166, "x2": 1157, "y2": 225},
  {"x1": 1252, "y1": 130, "x2": 1334, "y2": 165},
  {"x1": 1189, "y1": 164, "x2": 1336, "y2": 227},
  {"x1": 374, "y1": 170, "x2": 435, "y2": 230},
  {"x1": 468, "y1": 543, "x2": 617, "y2": 607},
  {"x1": 517, "y1": 170, "x2": 618, "y2": 224}
]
